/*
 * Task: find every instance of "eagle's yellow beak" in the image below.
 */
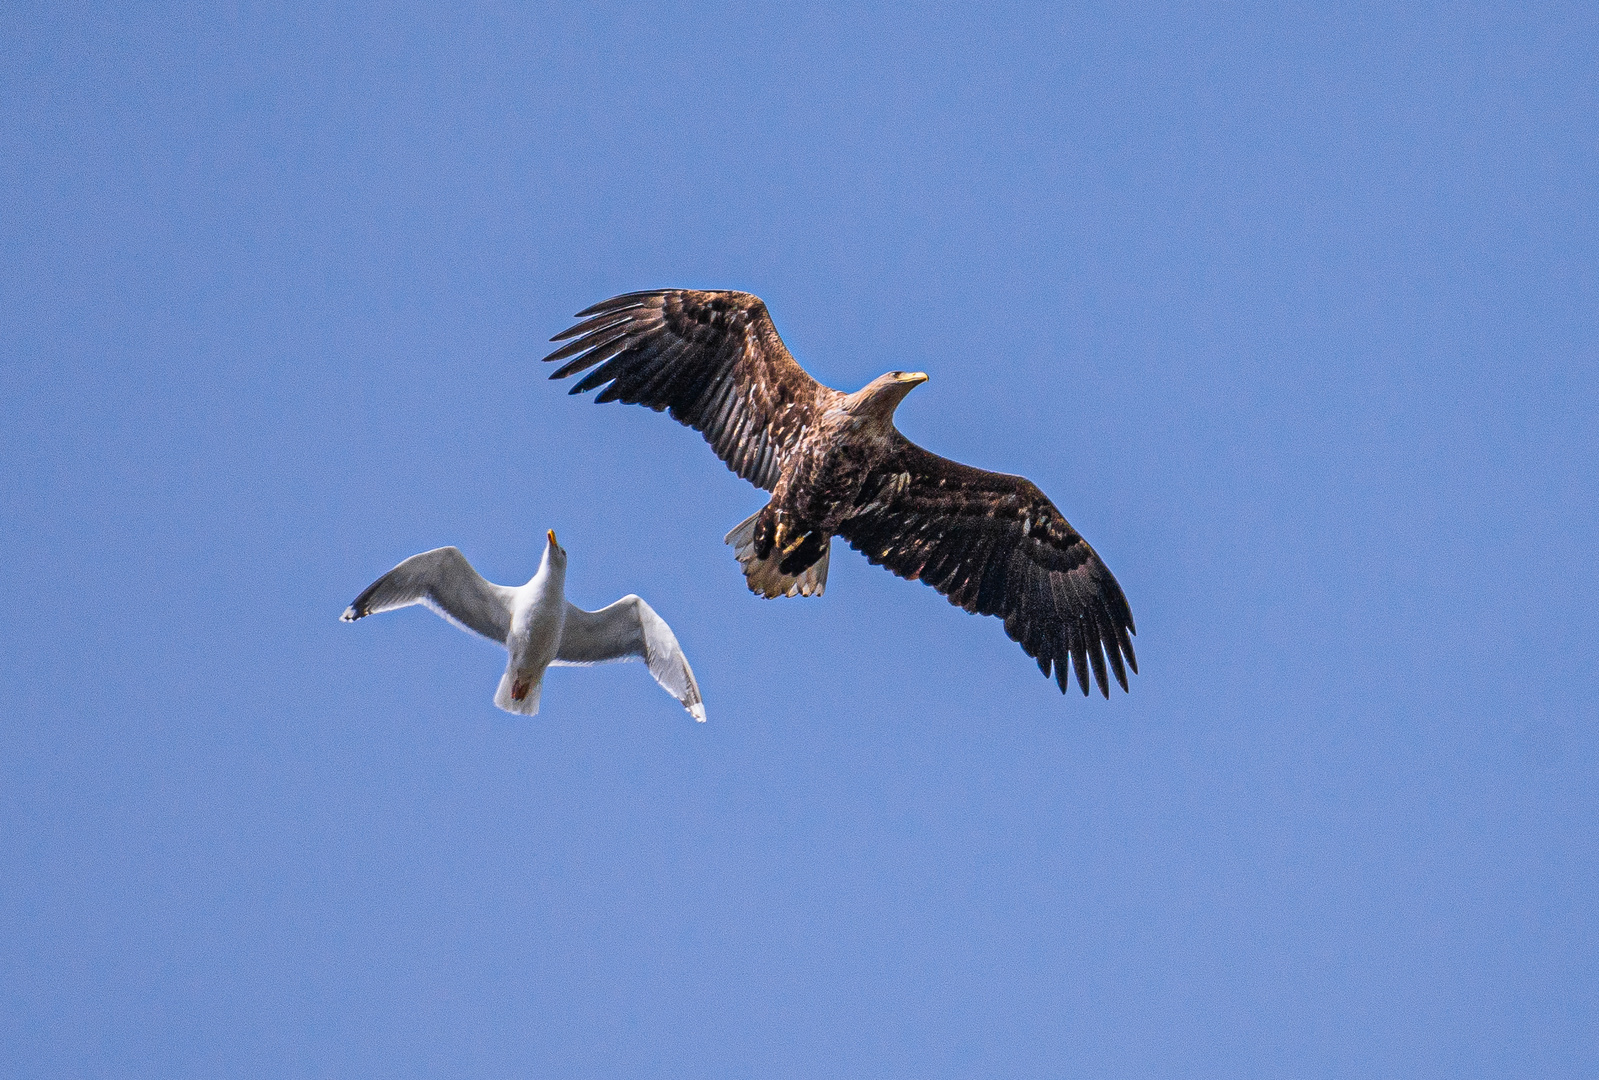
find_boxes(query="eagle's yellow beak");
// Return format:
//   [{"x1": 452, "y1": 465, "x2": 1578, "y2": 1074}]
[
  {"x1": 898, "y1": 371, "x2": 929, "y2": 385},
  {"x1": 547, "y1": 529, "x2": 558, "y2": 546}
]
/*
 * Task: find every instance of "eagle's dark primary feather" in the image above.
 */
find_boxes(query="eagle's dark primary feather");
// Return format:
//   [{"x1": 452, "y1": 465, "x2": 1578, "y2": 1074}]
[
  {"x1": 544, "y1": 290, "x2": 836, "y2": 490},
  {"x1": 838, "y1": 436, "x2": 1137, "y2": 696}
]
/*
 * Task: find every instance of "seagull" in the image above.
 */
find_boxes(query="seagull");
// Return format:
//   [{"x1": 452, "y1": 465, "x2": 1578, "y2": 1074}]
[{"x1": 341, "y1": 530, "x2": 706, "y2": 721}]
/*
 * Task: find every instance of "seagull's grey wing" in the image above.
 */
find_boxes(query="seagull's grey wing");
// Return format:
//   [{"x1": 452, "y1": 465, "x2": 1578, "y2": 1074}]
[
  {"x1": 341, "y1": 547, "x2": 515, "y2": 645},
  {"x1": 553, "y1": 596, "x2": 706, "y2": 721}
]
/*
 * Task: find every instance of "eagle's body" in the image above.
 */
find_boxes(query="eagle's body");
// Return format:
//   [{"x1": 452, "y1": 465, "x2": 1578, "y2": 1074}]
[
  {"x1": 756, "y1": 405, "x2": 889, "y2": 568},
  {"x1": 775, "y1": 411, "x2": 876, "y2": 530},
  {"x1": 544, "y1": 289, "x2": 1137, "y2": 697}
]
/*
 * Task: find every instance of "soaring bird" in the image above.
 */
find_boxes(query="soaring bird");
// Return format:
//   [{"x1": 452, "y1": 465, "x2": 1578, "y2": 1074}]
[
  {"x1": 543, "y1": 290, "x2": 1137, "y2": 698},
  {"x1": 341, "y1": 530, "x2": 706, "y2": 720}
]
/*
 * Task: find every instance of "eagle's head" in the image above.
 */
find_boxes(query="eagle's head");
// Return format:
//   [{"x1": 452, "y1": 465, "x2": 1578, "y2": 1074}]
[{"x1": 845, "y1": 370, "x2": 929, "y2": 423}]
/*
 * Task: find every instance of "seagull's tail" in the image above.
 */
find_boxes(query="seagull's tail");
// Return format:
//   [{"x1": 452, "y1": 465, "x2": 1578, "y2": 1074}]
[
  {"x1": 724, "y1": 510, "x2": 829, "y2": 599},
  {"x1": 494, "y1": 669, "x2": 543, "y2": 716}
]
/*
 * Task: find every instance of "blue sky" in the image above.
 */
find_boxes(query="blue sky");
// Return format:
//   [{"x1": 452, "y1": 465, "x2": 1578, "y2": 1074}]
[{"x1": 3, "y1": 2, "x2": 1595, "y2": 1076}]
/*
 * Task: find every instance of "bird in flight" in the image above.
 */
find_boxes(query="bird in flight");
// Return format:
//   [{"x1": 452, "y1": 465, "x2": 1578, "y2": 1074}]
[
  {"x1": 341, "y1": 530, "x2": 706, "y2": 720},
  {"x1": 543, "y1": 290, "x2": 1136, "y2": 697}
]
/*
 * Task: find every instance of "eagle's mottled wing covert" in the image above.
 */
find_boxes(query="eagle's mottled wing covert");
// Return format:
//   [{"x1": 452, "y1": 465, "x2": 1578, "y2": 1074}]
[
  {"x1": 544, "y1": 290, "x2": 837, "y2": 491},
  {"x1": 838, "y1": 437, "x2": 1137, "y2": 697}
]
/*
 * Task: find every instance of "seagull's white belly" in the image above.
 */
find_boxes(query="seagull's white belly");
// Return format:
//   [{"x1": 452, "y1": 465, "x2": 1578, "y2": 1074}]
[{"x1": 509, "y1": 601, "x2": 563, "y2": 674}]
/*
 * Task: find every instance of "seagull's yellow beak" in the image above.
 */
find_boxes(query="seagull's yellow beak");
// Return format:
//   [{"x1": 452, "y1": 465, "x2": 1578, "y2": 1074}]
[
  {"x1": 547, "y1": 529, "x2": 558, "y2": 546},
  {"x1": 898, "y1": 371, "x2": 929, "y2": 385}
]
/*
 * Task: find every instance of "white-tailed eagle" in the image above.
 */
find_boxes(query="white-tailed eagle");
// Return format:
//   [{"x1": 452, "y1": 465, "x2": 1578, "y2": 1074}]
[{"x1": 544, "y1": 290, "x2": 1136, "y2": 697}]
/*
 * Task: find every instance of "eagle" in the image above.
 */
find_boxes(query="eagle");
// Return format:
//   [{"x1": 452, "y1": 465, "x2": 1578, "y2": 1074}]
[{"x1": 543, "y1": 290, "x2": 1136, "y2": 697}]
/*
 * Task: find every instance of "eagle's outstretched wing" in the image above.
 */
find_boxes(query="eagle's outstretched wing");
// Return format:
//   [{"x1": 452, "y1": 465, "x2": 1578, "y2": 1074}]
[
  {"x1": 543, "y1": 290, "x2": 838, "y2": 491},
  {"x1": 838, "y1": 437, "x2": 1137, "y2": 696}
]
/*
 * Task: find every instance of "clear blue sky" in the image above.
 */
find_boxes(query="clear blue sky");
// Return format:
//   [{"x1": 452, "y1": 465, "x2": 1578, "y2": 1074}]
[{"x1": 3, "y1": 2, "x2": 1595, "y2": 1076}]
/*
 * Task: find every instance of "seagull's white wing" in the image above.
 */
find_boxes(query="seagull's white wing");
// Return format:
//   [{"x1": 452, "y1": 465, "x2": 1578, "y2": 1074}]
[
  {"x1": 341, "y1": 547, "x2": 515, "y2": 645},
  {"x1": 553, "y1": 595, "x2": 707, "y2": 721}
]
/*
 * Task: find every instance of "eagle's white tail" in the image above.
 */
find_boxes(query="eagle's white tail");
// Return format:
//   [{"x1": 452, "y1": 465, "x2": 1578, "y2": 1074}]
[
  {"x1": 494, "y1": 668, "x2": 543, "y2": 715},
  {"x1": 724, "y1": 511, "x2": 830, "y2": 599}
]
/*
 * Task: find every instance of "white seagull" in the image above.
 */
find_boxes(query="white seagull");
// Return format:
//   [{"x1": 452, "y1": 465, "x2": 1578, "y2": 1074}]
[{"x1": 341, "y1": 530, "x2": 706, "y2": 721}]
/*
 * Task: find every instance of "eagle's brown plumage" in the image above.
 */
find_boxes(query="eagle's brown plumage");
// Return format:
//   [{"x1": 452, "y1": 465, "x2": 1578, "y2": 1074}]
[
  {"x1": 544, "y1": 289, "x2": 1137, "y2": 696},
  {"x1": 546, "y1": 290, "x2": 833, "y2": 489}
]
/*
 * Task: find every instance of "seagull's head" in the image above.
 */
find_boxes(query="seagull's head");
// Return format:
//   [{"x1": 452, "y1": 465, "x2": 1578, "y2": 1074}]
[
  {"x1": 542, "y1": 528, "x2": 568, "y2": 573},
  {"x1": 846, "y1": 370, "x2": 929, "y2": 424}
]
